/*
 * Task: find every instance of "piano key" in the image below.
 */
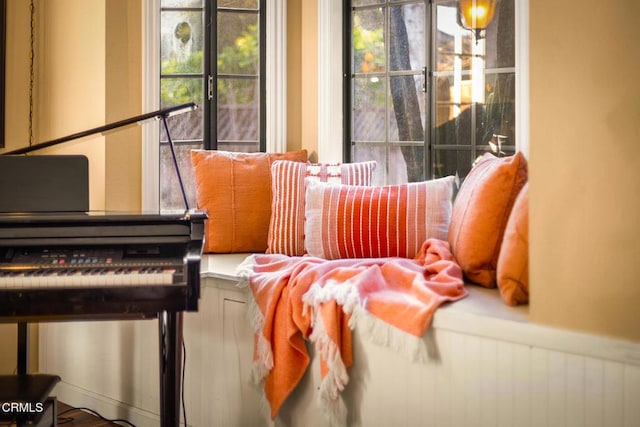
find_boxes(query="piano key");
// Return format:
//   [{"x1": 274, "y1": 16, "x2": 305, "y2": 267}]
[{"x1": 0, "y1": 267, "x2": 178, "y2": 288}]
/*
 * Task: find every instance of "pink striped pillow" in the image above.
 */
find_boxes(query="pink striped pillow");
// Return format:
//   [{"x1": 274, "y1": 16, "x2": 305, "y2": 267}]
[
  {"x1": 267, "y1": 161, "x2": 376, "y2": 255},
  {"x1": 304, "y1": 176, "x2": 455, "y2": 259}
]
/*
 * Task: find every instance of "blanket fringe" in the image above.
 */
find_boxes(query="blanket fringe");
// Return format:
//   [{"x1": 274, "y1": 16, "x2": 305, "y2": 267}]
[
  {"x1": 318, "y1": 390, "x2": 348, "y2": 427},
  {"x1": 308, "y1": 313, "x2": 349, "y2": 427},
  {"x1": 304, "y1": 279, "x2": 429, "y2": 363},
  {"x1": 247, "y1": 291, "x2": 274, "y2": 383},
  {"x1": 234, "y1": 254, "x2": 258, "y2": 288},
  {"x1": 303, "y1": 280, "x2": 360, "y2": 327},
  {"x1": 349, "y1": 305, "x2": 429, "y2": 363}
]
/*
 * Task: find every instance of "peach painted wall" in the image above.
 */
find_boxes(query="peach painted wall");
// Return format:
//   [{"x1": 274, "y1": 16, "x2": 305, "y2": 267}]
[
  {"x1": 287, "y1": 0, "x2": 318, "y2": 160},
  {"x1": 529, "y1": 0, "x2": 640, "y2": 342}
]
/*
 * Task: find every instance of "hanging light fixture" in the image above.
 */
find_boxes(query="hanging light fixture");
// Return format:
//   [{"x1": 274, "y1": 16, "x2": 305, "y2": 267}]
[{"x1": 458, "y1": 0, "x2": 499, "y2": 40}]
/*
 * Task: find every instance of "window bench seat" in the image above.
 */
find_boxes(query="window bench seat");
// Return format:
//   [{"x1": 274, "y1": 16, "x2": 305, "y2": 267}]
[{"x1": 198, "y1": 253, "x2": 640, "y2": 427}]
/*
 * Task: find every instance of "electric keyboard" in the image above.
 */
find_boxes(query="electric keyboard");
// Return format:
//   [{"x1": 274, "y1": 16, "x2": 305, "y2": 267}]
[{"x1": 0, "y1": 210, "x2": 206, "y2": 320}]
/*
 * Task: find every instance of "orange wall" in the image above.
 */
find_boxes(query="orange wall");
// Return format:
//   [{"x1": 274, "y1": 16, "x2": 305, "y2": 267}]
[
  {"x1": 35, "y1": 0, "x2": 107, "y2": 210},
  {"x1": 1, "y1": 0, "x2": 141, "y2": 211},
  {"x1": 287, "y1": 0, "x2": 318, "y2": 160},
  {"x1": 3, "y1": 0, "x2": 30, "y2": 152},
  {"x1": 105, "y1": 0, "x2": 142, "y2": 212},
  {"x1": 529, "y1": 0, "x2": 640, "y2": 341}
]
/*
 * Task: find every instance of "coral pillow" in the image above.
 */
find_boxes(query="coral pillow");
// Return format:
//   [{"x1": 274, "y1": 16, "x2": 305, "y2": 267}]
[
  {"x1": 191, "y1": 149, "x2": 308, "y2": 253},
  {"x1": 497, "y1": 183, "x2": 529, "y2": 305},
  {"x1": 304, "y1": 176, "x2": 455, "y2": 259},
  {"x1": 267, "y1": 160, "x2": 376, "y2": 255},
  {"x1": 448, "y1": 152, "x2": 528, "y2": 287}
]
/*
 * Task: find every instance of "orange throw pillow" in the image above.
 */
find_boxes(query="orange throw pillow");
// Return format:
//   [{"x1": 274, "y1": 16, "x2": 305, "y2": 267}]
[
  {"x1": 447, "y1": 152, "x2": 528, "y2": 287},
  {"x1": 191, "y1": 149, "x2": 308, "y2": 253},
  {"x1": 497, "y1": 183, "x2": 529, "y2": 305}
]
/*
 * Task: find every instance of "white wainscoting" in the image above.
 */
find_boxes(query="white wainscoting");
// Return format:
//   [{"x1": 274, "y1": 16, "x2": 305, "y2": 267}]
[
  {"x1": 287, "y1": 325, "x2": 640, "y2": 427},
  {"x1": 40, "y1": 254, "x2": 640, "y2": 427}
]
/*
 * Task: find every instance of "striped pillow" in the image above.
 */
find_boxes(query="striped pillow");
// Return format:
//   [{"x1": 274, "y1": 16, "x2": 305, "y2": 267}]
[
  {"x1": 304, "y1": 176, "x2": 455, "y2": 259},
  {"x1": 267, "y1": 161, "x2": 376, "y2": 255}
]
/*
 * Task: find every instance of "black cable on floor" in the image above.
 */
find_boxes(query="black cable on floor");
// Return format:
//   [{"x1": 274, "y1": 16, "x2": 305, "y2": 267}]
[{"x1": 57, "y1": 406, "x2": 136, "y2": 427}]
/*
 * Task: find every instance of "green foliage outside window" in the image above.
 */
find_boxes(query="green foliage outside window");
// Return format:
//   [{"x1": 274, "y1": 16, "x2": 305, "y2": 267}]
[
  {"x1": 217, "y1": 23, "x2": 259, "y2": 75},
  {"x1": 160, "y1": 24, "x2": 259, "y2": 107},
  {"x1": 352, "y1": 13, "x2": 385, "y2": 107},
  {"x1": 161, "y1": 51, "x2": 203, "y2": 106}
]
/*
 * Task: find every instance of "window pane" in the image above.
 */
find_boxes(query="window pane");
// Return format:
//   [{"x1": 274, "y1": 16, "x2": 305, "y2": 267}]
[
  {"x1": 388, "y1": 75, "x2": 425, "y2": 142},
  {"x1": 484, "y1": 0, "x2": 515, "y2": 69},
  {"x1": 217, "y1": 78, "x2": 259, "y2": 145},
  {"x1": 353, "y1": 77, "x2": 386, "y2": 142},
  {"x1": 389, "y1": 4, "x2": 424, "y2": 72},
  {"x1": 353, "y1": 8, "x2": 385, "y2": 74},
  {"x1": 217, "y1": 141, "x2": 260, "y2": 152},
  {"x1": 433, "y1": 74, "x2": 473, "y2": 146},
  {"x1": 432, "y1": 148, "x2": 472, "y2": 179},
  {"x1": 217, "y1": 12, "x2": 259, "y2": 75},
  {"x1": 434, "y1": 4, "x2": 475, "y2": 72},
  {"x1": 434, "y1": 76, "x2": 454, "y2": 128},
  {"x1": 162, "y1": 0, "x2": 203, "y2": 7},
  {"x1": 160, "y1": 143, "x2": 201, "y2": 211},
  {"x1": 159, "y1": 106, "x2": 204, "y2": 143},
  {"x1": 161, "y1": 11, "x2": 204, "y2": 74},
  {"x1": 218, "y1": 0, "x2": 258, "y2": 8},
  {"x1": 352, "y1": 0, "x2": 384, "y2": 7},
  {"x1": 482, "y1": 72, "x2": 516, "y2": 147},
  {"x1": 394, "y1": 144, "x2": 424, "y2": 183},
  {"x1": 352, "y1": 144, "x2": 387, "y2": 185},
  {"x1": 160, "y1": 77, "x2": 204, "y2": 108},
  {"x1": 353, "y1": 144, "x2": 413, "y2": 185},
  {"x1": 160, "y1": 78, "x2": 204, "y2": 142}
]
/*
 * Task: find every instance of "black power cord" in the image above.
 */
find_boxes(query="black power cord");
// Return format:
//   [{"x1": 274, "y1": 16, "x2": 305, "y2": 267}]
[
  {"x1": 57, "y1": 406, "x2": 136, "y2": 427},
  {"x1": 182, "y1": 339, "x2": 188, "y2": 427}
]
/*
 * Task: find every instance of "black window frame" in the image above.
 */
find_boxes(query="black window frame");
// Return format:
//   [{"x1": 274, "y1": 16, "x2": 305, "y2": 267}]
[
  {"x1": 343, "y1": 0, "x2": 516, "y2": 182},
  {"x1": 160, "y1": 0, "x2": 266, "y2": 151},
  {"x1": 205, "y1": 0, "x2": 266, "y2": 151},
  {"x1": 343, "y1": 0, "x2": 431, "y2": 182}
]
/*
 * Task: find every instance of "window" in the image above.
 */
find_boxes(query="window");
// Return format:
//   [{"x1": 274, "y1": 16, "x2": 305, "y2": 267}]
[
  {"x1": 158, "y1": 0, "x2": 266, "y2": 210},
  {"x1": 344, "y1": 0, "x2": 516, "y2": 185}
]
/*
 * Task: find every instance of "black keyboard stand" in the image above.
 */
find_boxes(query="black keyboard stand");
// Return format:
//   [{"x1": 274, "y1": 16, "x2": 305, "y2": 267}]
[{"x1": 159, "y1": 312, "x2": 183, "y2": 426}]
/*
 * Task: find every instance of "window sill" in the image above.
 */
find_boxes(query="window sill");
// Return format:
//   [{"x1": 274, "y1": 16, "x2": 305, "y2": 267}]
[{"x1": 200, "y1": 254, "x2": 640, "y2": 367}]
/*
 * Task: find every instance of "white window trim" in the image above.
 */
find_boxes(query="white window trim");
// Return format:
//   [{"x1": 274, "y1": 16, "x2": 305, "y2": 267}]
[
  {"x1": 317, "y1": 0, "x2": 529, "y2": 165},
  {"x1": 142, "y1": 0, "x2": 160, "y2": 212},
  {"x1": 317, "y1": 0, "x2": 344, "y2": 164},
  {"x1": 515, "y1": 0, "x2": 529, "y2": 158},
  {"x1": 141, "y1": 0, "x2": 287, "y2": 211}
]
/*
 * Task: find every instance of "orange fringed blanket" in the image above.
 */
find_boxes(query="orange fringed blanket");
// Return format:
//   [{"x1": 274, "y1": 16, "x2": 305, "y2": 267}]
[{"x1": 246, "y1": 238, "x2": 467, "y2": 423}]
